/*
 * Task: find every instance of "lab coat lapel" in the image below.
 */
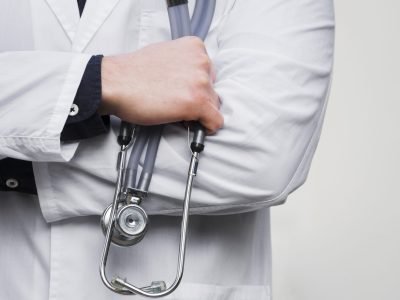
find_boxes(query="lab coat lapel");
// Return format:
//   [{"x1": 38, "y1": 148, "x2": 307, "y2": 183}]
[
  {"x1": 71, "y1": 0, "x2": 121, "y2": 52},
  {"x1": 45, "y1": 0, "x2": 80, "y2": 42}
]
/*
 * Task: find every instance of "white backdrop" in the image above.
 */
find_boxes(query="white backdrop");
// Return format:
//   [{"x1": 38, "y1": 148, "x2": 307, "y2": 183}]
[{"x1": 271, "y1": 0, "x2": 400, "y2": 299}]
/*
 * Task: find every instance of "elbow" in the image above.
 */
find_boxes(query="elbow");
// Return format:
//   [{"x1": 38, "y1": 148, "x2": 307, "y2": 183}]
[
  {"x1": 194, "y1": 144, "x2": 305, "y2": 214},
  {"x1": 195, "y1": 109, "x2": 326, "y2": 214}
]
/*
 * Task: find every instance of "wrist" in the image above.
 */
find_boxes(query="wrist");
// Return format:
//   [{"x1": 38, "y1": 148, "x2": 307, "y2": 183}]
[{"x1": 99, "y1": 56, "x2": 120, "y2": 116}]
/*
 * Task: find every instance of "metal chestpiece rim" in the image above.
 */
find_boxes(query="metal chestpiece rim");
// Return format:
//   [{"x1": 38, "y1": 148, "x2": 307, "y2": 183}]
[{"x1": 101, "y1": 204, "x2": 148, "y2": 247}]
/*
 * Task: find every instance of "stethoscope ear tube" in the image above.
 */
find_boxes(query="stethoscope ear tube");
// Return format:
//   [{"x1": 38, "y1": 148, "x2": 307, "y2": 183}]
[{"x1": 99, "y1": 0, "x2": 216, "y2": 297}]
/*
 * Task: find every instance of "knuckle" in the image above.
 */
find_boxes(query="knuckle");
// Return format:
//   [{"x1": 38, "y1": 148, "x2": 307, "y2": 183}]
[
  {"x1": 211, "y1": 118, "x2": 223, "y2": 133},
  {"x1": 195, "y1": 40, "x2": 207, "y2": 54},
  {"x1": 185, "y1": 36, "x2": 203, "y2": 49},
  {"x1": 197, "y1": 73, "x2": 210, "y2": 87},
  {"x1": 190, "y1": 36, "x2": 204, "y2": 46},
  {"x1": 199, "y1": 55, "x2": 211, "y2": 70}
]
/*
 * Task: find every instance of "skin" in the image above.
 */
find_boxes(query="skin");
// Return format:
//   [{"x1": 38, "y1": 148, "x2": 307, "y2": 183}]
[{"x1": 99, "y1": 36, "x2": 223, "y2": 134}]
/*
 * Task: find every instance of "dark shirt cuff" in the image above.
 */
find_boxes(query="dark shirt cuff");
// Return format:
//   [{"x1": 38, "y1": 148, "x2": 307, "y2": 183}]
[
  {"x1": 61, "y1": 55, "x2": 110, "y2": 141},
  {"x1": 0, "y1": 158, "x2": 37, "y2": 195}
]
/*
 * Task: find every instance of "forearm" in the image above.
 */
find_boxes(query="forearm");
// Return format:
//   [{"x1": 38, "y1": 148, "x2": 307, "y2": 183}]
[
  {"x1": 97, "y1": 38, "x2": 223, "y2": 133},
  {"x1": 142, "y1": 0, "x2": 335, "y2": 214},
  {"x1": 33, "y1": 0, "x2": 335, "y2": 221}
]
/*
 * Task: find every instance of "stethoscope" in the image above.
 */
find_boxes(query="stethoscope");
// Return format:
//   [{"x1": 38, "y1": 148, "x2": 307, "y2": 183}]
[{"x1": 99, "y1": 0, "x2": 216, "y2": 297}]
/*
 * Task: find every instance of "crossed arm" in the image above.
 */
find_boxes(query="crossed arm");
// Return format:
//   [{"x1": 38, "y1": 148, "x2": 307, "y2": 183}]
[{"x1": 0, "y1": 0, "x2": 334, "y2": 221}]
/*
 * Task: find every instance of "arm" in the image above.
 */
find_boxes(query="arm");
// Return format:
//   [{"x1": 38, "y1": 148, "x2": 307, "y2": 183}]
[
  {"x1": 0, "y1": 54, "x2": 109, "y2": 195},
  {"x1": 143, "y1": 0, "x2": 335, "y2": 215},
  {"x1": 0, "y1": 44, "x2": 220, "y2": 161},
  {"x1": 0, "y1": 51, "x2": 91, "y2": 161},
  {"x1": 33, "y1": 0, "x2": 334, "y2": 221}
]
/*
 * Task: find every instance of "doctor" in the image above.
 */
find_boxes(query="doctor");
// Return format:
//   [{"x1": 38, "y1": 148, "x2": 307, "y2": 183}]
[{"x1": 0, "y1": 0, "x2": 334, "y2": 299}]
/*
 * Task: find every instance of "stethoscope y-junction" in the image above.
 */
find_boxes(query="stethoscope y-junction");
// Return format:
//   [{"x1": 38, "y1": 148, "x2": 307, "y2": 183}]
[{"x1": 99, "y1": 0, "x2": 216, "y2": 297}]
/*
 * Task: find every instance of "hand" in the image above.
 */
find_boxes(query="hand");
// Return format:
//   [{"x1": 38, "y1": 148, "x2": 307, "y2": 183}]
[{"x1": 99, "y1": 36, "x2": 223, "y2": 134}]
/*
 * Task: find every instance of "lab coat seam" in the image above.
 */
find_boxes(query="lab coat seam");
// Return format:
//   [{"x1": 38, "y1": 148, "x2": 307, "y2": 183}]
[
  {"x1": 33, "y1": 162, "x2": 61, "y2": 223},
  {"x1": 147, "y1": 197, "x2": 287, "y2": 216},
  {"x1": 0, "y1": 136, "x2": 78, "y2": 161},
  {"x1": 0, "y1": 136, "x2": 59, "y2": 158},
  {"x1": 49, "y1": 225, "x2": 61, "y2": 300}
]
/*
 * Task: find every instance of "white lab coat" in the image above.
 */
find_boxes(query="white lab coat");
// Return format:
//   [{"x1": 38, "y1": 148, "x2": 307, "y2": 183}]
[{"x1": 0, "y1": 0, "x2": 334, "y2": 299}]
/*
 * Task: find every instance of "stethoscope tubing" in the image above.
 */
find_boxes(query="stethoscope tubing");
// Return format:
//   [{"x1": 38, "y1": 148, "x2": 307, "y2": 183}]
[
  {"x1": 100, "y1": 0, "x2": 216, "y2": 297},
  {"x1": 126, "y1": 0, "x2": 215, "y2": 194}
]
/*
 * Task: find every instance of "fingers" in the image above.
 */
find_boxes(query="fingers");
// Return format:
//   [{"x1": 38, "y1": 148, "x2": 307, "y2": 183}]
[
  {"x1": 198, "y1": 100, "x2": 224, "y2": 134},
  {"x1": 165, "y1": 37, "x2": 224, "y2": 134},
  {"x1": 209, "y1": 88, "x2": 221, "y2": 110},
  {"x1": 210, "y1": 62, "x2": 216, "y2": 83},
  {"x1": 196, "y1": 54, "x2": 222, "y2": 134},
  {"x1": 206, "y1": 63, "x2": 221, "y2": 117}
]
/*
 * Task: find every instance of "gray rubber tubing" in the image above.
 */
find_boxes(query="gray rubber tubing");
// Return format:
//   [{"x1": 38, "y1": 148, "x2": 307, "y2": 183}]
[
  {"x1": 169, "y1": 3, "x2": 192, "y2": 39},
  {"x1": 137, "y1": 2, "x2": 215, "y2": 190},
  {"x1": 137, "y1": 126, "x2": 163, "y2": 191},
  {"x1": 125, "y1": 127, "x2": 150, "y2": 189},
  {"x1": 191, "y1": 0, "x2": 216, "y2": 40},
  {"x1": 190, "y1": 0, "x2": 205, "y2": 37},
  {"x1": 134, "y1": 3, "x2": 192, "y2": 192},
  {"x1": 125, "y1": 1, "x2": 216, "y2": 192}
]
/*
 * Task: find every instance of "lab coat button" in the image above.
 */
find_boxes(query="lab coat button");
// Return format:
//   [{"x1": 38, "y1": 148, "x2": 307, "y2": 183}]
[
  {"x1": 69, "y1": 104, "x2": 79, "y2": 116},
  {"x1": 6, "y1": 178, "x2": 19, "y2": 189}
]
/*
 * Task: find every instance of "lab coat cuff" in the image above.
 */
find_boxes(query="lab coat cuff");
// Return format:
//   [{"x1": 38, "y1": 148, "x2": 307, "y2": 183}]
[
  {"x1": 61, "y1": 55, "x2": 110, "y2": 141},
  {"x1": 46, "y1": 53, "x2": 92, "y2": 161}
]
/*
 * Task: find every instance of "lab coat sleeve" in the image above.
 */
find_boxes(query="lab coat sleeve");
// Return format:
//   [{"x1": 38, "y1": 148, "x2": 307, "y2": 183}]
[
  {"x1": 0, "y1": 51, "x2": 91, "y2": 162},
  {"x1": 33, "y1": 0, "x2": 335, "y2": 221},
  {"x1": 144, "y1": 0, "x2": 335, "y2": 215}
]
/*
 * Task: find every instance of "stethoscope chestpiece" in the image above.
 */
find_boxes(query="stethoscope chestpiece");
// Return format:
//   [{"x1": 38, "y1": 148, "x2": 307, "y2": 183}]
[
  {"x1": 101, "y1": 201, "x2": 148, "y2": 247},
  {"x1": 116, "y1": 204, "x2": 148, "y2": 241}
]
